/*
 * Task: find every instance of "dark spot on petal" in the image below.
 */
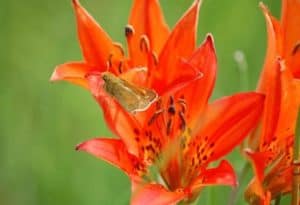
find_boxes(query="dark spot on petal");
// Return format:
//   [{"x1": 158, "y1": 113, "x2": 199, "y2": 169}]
[{"x1": 134, "y1": 128, "x2": 140, "y2": 135}]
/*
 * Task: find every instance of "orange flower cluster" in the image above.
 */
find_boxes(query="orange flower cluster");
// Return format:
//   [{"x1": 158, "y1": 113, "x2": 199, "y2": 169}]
[
  {"x1": 245, "y1": 1, "x2": 300, "y2": 204},
  {"x1": 51, "y1": 0, "x2": 300, "y2": 204}
]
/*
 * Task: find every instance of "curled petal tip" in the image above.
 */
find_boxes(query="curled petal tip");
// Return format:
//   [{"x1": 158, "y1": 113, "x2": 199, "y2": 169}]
[
  {"x1": 75, "y1": 142, "x2": 84, "y2": 151},
  {"x1": 204, "y1": 33, "x2": 215, "y2": 49},
  {"x1": 206, "y1": 33, "x2": 214, "y2": 41},
  {"x1": 194, "y1": 0, "x2": 202, "y2": 6},
  {"x1": 244, "y1": 148, "x2": 254, "y2": 155},
  {"x1": 72, "y1": 0, "x2": 80, "y2": 6},
  {"x1": 49, "y1": 70, "x2": 61, "y2": 82},
  {"x1": 259, "y1": 2, "x2": 269, "y2": 14}
]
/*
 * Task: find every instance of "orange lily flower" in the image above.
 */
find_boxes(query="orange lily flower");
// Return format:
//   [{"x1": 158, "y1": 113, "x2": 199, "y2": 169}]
[
  {"x1": 245, "y1": 2, "x2": 300, "y2": 204},
  {"x1": 50, "y1": 0, "x2": 265, "y2": 204}
]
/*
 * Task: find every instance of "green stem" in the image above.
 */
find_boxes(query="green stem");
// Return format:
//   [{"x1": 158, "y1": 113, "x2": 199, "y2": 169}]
[
  {"x1": 228, "y1": 162, "x2": 251, "y2": 205},
  {"x1": 274, "y1": 195, "x2": 281, "y2": 205},
  {"x1": 292, "y1": 110, "x2": 300, "y2": 205}
]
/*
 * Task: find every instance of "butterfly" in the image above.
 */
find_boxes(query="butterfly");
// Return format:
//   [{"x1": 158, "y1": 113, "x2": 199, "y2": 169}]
[{"x1": 102, "y1": 71, "x2": 158, "y2": 113}]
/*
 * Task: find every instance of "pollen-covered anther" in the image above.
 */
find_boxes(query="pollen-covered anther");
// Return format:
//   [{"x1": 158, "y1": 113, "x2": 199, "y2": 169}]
[
  {"x1": 140, "y1": 35, "x2": 150, "y2": 53},
  {"x1": 125, "y1": 24, "x2": 134, "y2": 37}
]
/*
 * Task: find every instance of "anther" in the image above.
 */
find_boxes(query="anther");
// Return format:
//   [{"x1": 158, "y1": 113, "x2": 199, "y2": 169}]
[
  {"x1": 177, "y1": 99, "x2": 187, "y2": 113},
  {"x1": 118, "y1": 61, "x2": 123, "y2": 74},
  {"x1": 140, "y1": 35, "x2": 150, "y2": 53},
  {"x1": 292, "y1": 42, "x2": 300, "y2": 55},
  {"x1": 156, "y1": 98, "x2": 162, "y2": 109},
  {"x1": 125, "y1": 24, "x2": 134, "y2": 37},
  {"x1": 168, "y1": 106, "x2": 176, "y2": 115},
  {"x1": 107, "y1": 54, "x2": 113, "y2": 68},
  {"x1": 148, "y1": 109, "x2": 164, "y2": 126},
  {"x1": 152, "y1": 52, "x2": 158, "y2": 65},
  {"x1": 113, "y1": 43, "x2": 125, "y2": 56},
  {"x1": 179, "y1": 111, "x2": 186, "y2": 131},
  {"x1": 166, "y1": 119, "x2": 172, "y2": 136},
  {"x1": 169, "y1": 96, "x2": 174, "y2": 105}
]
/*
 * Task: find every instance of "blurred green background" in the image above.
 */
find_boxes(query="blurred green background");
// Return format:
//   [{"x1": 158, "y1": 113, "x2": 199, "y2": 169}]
[{"x1": 1, "y1": 0, "x2": 283, "y2": 204}]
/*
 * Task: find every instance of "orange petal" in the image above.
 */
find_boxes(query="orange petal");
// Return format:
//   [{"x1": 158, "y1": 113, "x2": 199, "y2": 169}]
[
  {"x1": 186, "y1": 92, "x2": 265, "y2": 166},
  {"x1": 258, "y1": 3, "x2": 282, "y2": 91},
  {"x1": 50, "y1": 62, "x2": 92, "y2": 88},
  {"x1": 244, "y1": 149, "x2": 274, "y2": 184},
  {"x1": 86, "y1": 74, "x2": 140, "y2": 156},
  {"x1": 152, "y1": 58, "x2": 202, "y2": 95},
  {"x1": 131, "y1": 183, "x2": 186, "y2": 205},
  {"x1": 127, "y1": 0, "x2": 170, "y2": 65},
  {"x1": 153, "y1": 0, "x2": 201, "y2": 87},
  {"x1": 281, "y1": 0, "x2": 300, "y2": 77},
  {"x1": 265, "y1": 166, "x2": 293, "y2": 198},
  {"x1": 244, "y1": 148, "x2": 276, "y2": 203},
  {"x1": 76, "y1": 138, "x2": 138, "y2": 176},
  {"x1": 190, "y1": 160, "x2": 237, "y2": 191},
  {"x1": 175, "y1": 34, "x2": 217, "y2": 130},
  {"x1": 275, "y1": 67, "x2": 299, "y2": 141},
  {"x1": 73, "y1": 0, "x2": 123, "y2": 69},
  {"x1": 259, "y1": 59, "x2": 281, "y2": 147}
]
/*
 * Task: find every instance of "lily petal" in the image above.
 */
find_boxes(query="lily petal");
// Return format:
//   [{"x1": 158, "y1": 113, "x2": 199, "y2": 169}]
[
  {"x1": 76, "y1": 138, "x2": 139, "y2": 176},
  {"x1": 73, "y1": 0, "x2": 123, "y2": 70},
  {"x1": 265, "y1": 166, "x2": 293, "y2": 198},
  {"x1": 151, "y1": 0, "x2": 201, "y2": 90},
  {"x1": 256, "y1": 5, "x2": 283, "y2": 147},
  {"x1": 281, "y1": 0, "x2": 300, "y2": 77},
  {"x1": 175, "y1": 34, "x2": 217, "y2": 130},
  {"x1": 275, "y1": 67, "x2": 299, "y2": 141},
  {"x1": 128, "y1": 0, "x2": 170, "y2": 66},
  {"x1": 244, "y1": 149, "x2": 274, "y2": 184},
  {"x1": 86, "y1": 74, "x2": 140, "y2": 156},
  {"x1": 186, "y1": 92, "x2": 264, "y2": 166},
  {"x1": 258, "y1": 59, "x2": 282, "y2": 147},
  {"x1": 131, "y1": 183, "x2": 186, "y2": 205},
  {"x1": 50, "y1": 62, "x2": 92, "y2": 88},
  {"x1": 190, "y1": 160, "x2": 237, "y2": 191},
  {"x1": 258, "y1": 3, "x2": 282, "y2": 91}
]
